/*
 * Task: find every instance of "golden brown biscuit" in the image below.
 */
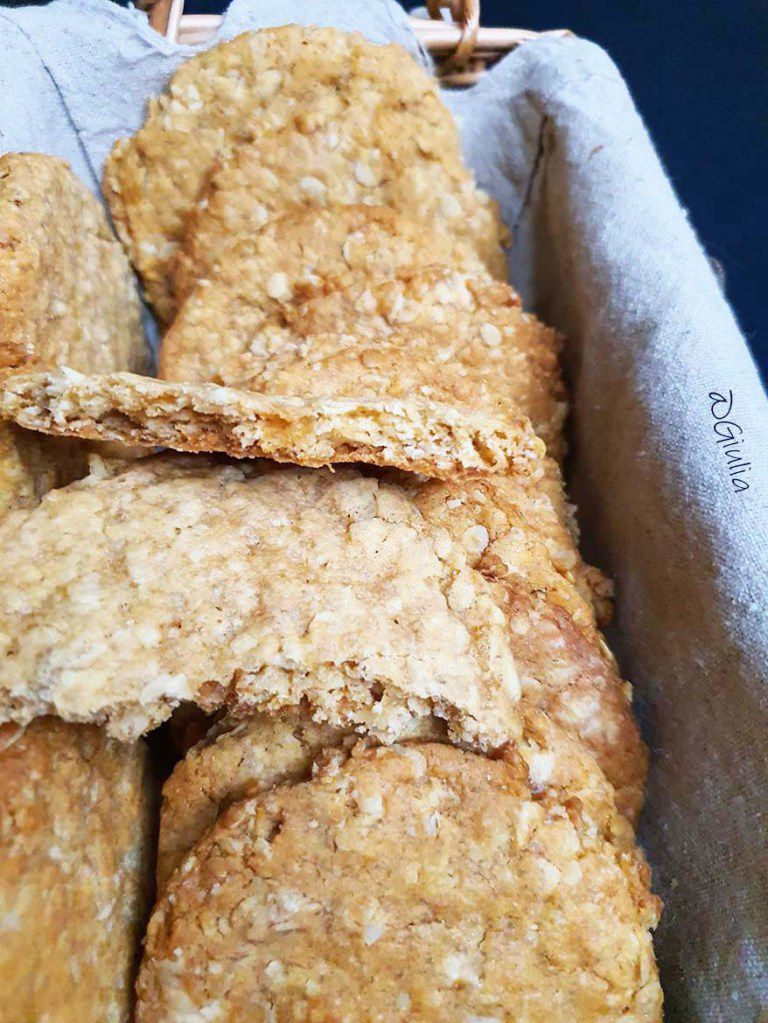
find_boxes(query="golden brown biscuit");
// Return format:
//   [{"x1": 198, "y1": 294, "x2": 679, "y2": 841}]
[
  {"x1": 0, "y1": 717, "x2": 154, "y2": 1023},
  {"x1": 103, "y1": 26, "x2": 505, "y2": 321},
  {"x1": 158, "y1": 206, "x2": 488, "y2": 383},
  {"x1": 0, "y1": 456, "x2": 524, "y2": 745},
  {"x1": 172, "y1": 91, "x2": 506, "y2": 302},
  {"x1": 0, "y1": 153, "x2": 150, "y2": 516},
  {"x1": 217, "y1": 265, "x2": 566, "y2": 458},
  {"x1": 157, "y1": 709, "x2": 444, "y2": 891},
  {"x1": 0, "y1": 452, "x2": 642, "y2": 818},
  {"x1": 0, "y1": 367, "x2": 546, "y2": 480},
  {"x1": 137, "y1": 716, "x2": 662, "y2": 1023},
  {"x1": 0, "y1": 153, "x2": 148, "y2": 377}
]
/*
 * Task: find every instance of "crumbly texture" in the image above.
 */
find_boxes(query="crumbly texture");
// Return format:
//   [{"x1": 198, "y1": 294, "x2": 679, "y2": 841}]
[
  {"x1": 104, "y1": 27, "x2": 505, "y2": 322},
  {"x1": 0, "y1": 367, "x2": 544, "y2": 480},
  {"x1": 137, "y1": 719, "x2": 662, "y2": 1023},
  {"x1": 172, "y1": 90, "x2": 506, "y2": 303},
  {"x1": 0, "y1": 421, "x2": 87, "y2": 515},
  {"x1": 0, "y1": 456, "x2": 524, "y2": 745},
  {"x1": 0, "y1": 717, "x2": 155, "y2": 1023},
  {"x1": 157, "y1": 709, "x2": 445, "y2": 892},
  {"x1": 0, "y1": 448, "x2": 642, "y2": 817},
  {"x1": 158, "y1": 205, "x2": 488, "y2": 383},
  {"x1": 217, "y1": 266, "x2": 566, "y2": 458},
  {"x1": 0, "y1": 153, "x2": 148, "y2": 377},
  {"x1": 406, "y1": 469, "x2": 602, "y2": 635}
]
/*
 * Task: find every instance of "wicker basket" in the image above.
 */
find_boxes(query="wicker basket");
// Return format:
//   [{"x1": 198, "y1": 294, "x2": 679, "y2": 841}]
[{"x1": 138, "y1": 0, "x2": 569, "y2": 85}]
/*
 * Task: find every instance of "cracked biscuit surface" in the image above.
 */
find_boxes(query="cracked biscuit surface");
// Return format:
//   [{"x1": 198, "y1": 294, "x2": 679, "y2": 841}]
[
  {"x1": 104, "y1": 26, "x2": 505, "y2": 321},
  {"x1": 0, "y1": 153, "x2": 148, "y2": 377},
  {"x1": 0, "y1": 367, "x2": 545, "y2": 480},
  {"x1": 217, "y1": 265, "x2": 566, "y2": 457},
  {"x1": 157, "y1": 711, "x2": 353, "y2": 891},
  {"x1": 0, "y1": 456, "x2": 524, "y2": 744},
  {"x1": 0, "y1": 717, "x2": 154, "y2": 1023},
  {"x1": 158, "y1": 205, "x2": 488, "y2": 383},
  {"x1": 137, "y1": 716, "x2": 662, "y2": 1023}
]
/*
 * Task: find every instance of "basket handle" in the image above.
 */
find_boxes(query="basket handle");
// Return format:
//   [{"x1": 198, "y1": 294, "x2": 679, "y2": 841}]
[
  {"x1": 426, "y1": 0, "x2": 479, "y2": 69},
  {"x1": 138, "y1": 0, "x2": 569, "y2": 84},
  {"x1": 139, "y1": 0, "x2": 484, "y2": 70},
  {"x1": 136, "y1": 0, "x2": 178, "y2": 37}
]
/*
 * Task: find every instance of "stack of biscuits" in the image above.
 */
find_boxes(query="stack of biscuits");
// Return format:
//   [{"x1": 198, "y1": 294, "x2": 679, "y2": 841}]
[{"x1": 0, "y1": 26, "x2": 663, "y2": 1022}]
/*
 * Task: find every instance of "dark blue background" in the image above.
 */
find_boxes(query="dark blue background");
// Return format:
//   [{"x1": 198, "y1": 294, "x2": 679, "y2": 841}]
[{"x1": 181, "y1": 0, "x2": 767, "y2": 380}]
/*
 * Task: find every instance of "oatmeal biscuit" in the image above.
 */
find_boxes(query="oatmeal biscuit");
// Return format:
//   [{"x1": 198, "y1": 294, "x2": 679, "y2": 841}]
[
  {"x1": 217, "y1": 265, "x2": 566, "y2": 457},
  {"x1": 0, "y1": 717, "x2": 154, "y2": 1023},
  {"x1": 173, "y1": 97, "x2": 506, "y2": 301},
  {"x1": 0, "y1": 456, "x2": 524, "y2": 745},
  {"x1": 0, "y1": 454, "x2": 642, "y2": 818},
  {"x1": 104, "y1": 26, "x2": 505, "y2": 322},
  {"x1": 158, "y1": 206, "x2": 488, "y2": 383},
  {"x1": 157, "y1": 709, "x2": 444, "y2": 890},
  {"x1": 157, "y1": 711, "x2": 351, "y2": 890},
  {"x1": 137, "y1": 716, "x2": 662, "y2": 1023},
  {"x1": 0, "y1": 367, "x2": 545, "y2": 480},
  {"x1": 0, "y1": 153, "x2": 148, "y2": 377}
]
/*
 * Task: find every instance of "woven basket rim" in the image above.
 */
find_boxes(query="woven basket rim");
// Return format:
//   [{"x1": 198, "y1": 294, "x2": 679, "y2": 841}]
[{"x1": 138, "y1": 0, "x2": 570, "y2": 84}]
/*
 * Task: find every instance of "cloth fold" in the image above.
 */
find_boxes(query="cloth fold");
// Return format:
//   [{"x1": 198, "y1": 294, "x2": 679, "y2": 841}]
[{"x1": 0, "y1": 1, "x2": 766, "y2": 1018}]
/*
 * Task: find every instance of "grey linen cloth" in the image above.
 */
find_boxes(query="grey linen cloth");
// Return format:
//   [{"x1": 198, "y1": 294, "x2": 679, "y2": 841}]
[{"x1": 1, "y1": 1, "x2": 766, "y2": 1018}]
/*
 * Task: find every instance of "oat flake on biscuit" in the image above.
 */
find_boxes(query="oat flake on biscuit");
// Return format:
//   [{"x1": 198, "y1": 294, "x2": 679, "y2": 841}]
[
  {"x1": 104, "y1": 26, "x2": 506, "y2": 323},
  {"x1": 0, "y1": 367, "x2": 545, "y2": 480},
  {"x1": 0, "y1": 456, "x2": 524, "y2": 744},
  {"x1": 0, "y1": 717, "x2": 154, "y2": 1023},
  {"x1": 137, "y1": 716, "x2": 662, "y2": 1023},
  {"x1": 158, "y1": 205, "x2": 489, "y2": 383},
  {"x1": 0, "y1": 153, "x2": 148, "y2": 377}
]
